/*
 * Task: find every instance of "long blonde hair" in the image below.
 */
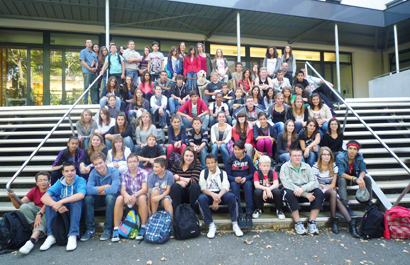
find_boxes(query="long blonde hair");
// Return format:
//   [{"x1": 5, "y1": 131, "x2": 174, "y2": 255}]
[
  {"x1": 292, "y1": 96, "x2": 305, "y2": 118},
  {"x1": 87, "y1": 133, "x2": 106, "y2": 157},
  {"x1": 317, "y1": 146, "x2": 335, "y2": 177},
  {"x1": 79, "y1": 109, "x2": 95, "y2": 126},
  {"x1": 139, "y1": 110, "x2": 152, "y2": 131},
  {"x1": 282, "y1": 120, "x2": 298, "y2": 142},
  {"x1": 111, "y1": 135, "x2": 125, "y2": 158}
]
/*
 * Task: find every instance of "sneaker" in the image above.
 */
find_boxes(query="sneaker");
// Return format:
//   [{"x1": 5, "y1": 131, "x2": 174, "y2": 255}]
[
  {"x1": 232, "y1": 223, "x2": 243, "y2": 237},
  {"x1": 136, "y1": 226, "x2": 146, "y2": 240},
  {"x1": 207, "y1": 223, "x2": 217, "y2": 239},
  {"x1": 307, "y1": 220, "x2": 319, "y2": 235},
  {"x1": 19, "y1": 240, "x2": 34, "y2": 254},
  {"x1": 295, "y1": 222, "x2": 307, "y2": 235},
  {"x1": 276, "y1": 209, "x2": 286, "y2": 220},
  {"x1": 111, "y1": 230, "x2": 120, "y2": 242},
  {"x1": 66, "y1": 235, "x2": 77, "y2": 251},
  {"x1": 170, "y1": 227, "x2": 175, "y2": 239},
  {"x1": 80, "y1": 230, "x2": 95, "y2": 242},
  {"x1": 252, "y1": 209, "x2": 262, "y2": 219},
  {"x1": 245, "y1": 214, "x2": 253, "y2": 228},
  {"x1": 237, "y1": 215, "x2": 246, "y2": 228},
  {"x1": 100, "y1": 230, "x2": 111, "y2": 241},
  {"x1": 40, "y1": 235, "x2": 56, "y2": 251},
  {"x1": 346, "y1": 206, "x2": 357, "y2": 217}
]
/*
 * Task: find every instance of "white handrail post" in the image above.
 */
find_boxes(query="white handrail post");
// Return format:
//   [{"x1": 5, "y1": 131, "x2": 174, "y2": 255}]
[
  {"x1": 105, "y1": 0, "x2": 110, "y2": 46},
  {"x1": 335, "y1": 23, "x2": 341, "y2": 95},
  {"x1": 237, "y1": 11, "x2": 241, "y2": 63},
  {"x1": 394, "y1": 24, "x2": 400, "y2": 73}
]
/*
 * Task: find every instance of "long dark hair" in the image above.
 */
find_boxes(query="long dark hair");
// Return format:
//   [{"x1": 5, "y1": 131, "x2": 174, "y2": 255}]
[
  {"x1": 310, "y1": 93, "x2": 324, "y2": 110},
  {"x1": 284, "y1": 45, "x2": 293, "y2": 60},
  {"x1": 141, "y1": 71, "x2": 153, "y2": 89},
  {"x1": 179, "y1": 146, "x2": 199, "y2": 169},
  {"x1": 235, "y1": 111, "x2": 249, "y2": 135},
  {"x1": 168, "y1": 46, "x2": 177, "y2": 61},
  {"x1": 107, "y1": 76, "x2": 120, "y2": 94},
  {"x1": 98, "y1": 46, "x2": 108, "y2": 67},
  {"x1": 114, "y1": 113, "x2": 128, "y2": 134},
  {"x1": 327, "y1": 118, "x2": 342, "y2": 135},
  {"x1": 142, "y1": 46, "x2": 150, "y2": 60},
  {"x1": 123, "y1": 76, "x2": 135, "y2": 95},
  {"x1": 283, "y1": 120, "x2": 298, "y2": 142},
  {"x1": 304, "y1": 119, "x2": 319, "y2": 139},
  {"x1": 266, "y1": 46, "x2": 278, "y2": 59},
  {"x1": 176, "y1": 42, "x2": 186, "y2": 58},
  {"x1": 187, "y1": 46, "x2": 197, "y2": 59},
  {"x1": 132, "y1": 88, "x2": 144, "y2": 105},
  {"x1": 242, "y1": 69, "x2": 252, "y2": 82},
  {"x1": 251, "y1": 86, "x2": 262, "y2": 99},
  {"x1": 98, "y1": 106, "x2": 111, "y2": 126}
]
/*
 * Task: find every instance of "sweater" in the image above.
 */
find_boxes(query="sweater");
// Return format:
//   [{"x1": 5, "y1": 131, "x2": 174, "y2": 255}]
[
  {"x1": 280, "y1": 160, "x2": 319, "y2": 197},
  {"x1": 262, "y1": 57, "x2": 282, "y2": 74},
  {"x1": 268, "y1": 104, "x2": 290, "y2": 123},
  {"x1": 129, "y1": 98, "x2": 149, "y2": 112},
  {"x1": 276, "y1": 132, "x2": 299, "y2": 161},
  {"x1": 166, "y1": 56, "x2": 182, "y2": 76},
  {"x1": 87, "y1": 166, "x2": 120, "y2": 195},
  {"x1": 107, "y1": 147, "x2": 132, "y2": 164},
  {"x1": 225, "y1": 154, "x2": 256, "y2": 181},
  {"x1": 150, "y1": 94, "x2": 167, "y2": 112},
  {"x1": 167, "y1": 125, "x2": 187, "y2": 145},
  {"x1": 253, "y1": 121, "x2": 278, "y2": 141},
  {"x1": 183, "y1": 56, "x2": 201, "y2": 76},
  {"x1": 177, "y1": 98, "x2": 209, "y2": 118},
  {"x1": 233, "y1": 105, "x2": 270, "y2": 121},
  {"x1": 287, "y1": 107, "x2": 309, "y2": 122},
  {"x1": 281, "y1": 54, "x2": 296, "y2": 74},
  {"x1": 47, "y1": 175, "x2": 87, "y2": 200},
  {"x1": 210, "y1": 124, "x2": 232, "y2": 144},
  {"x1": 170, "y1": 162, "x2": 202, "y2": 186},
  {"x1": 136, "y1": 124, "x2": 157, "y2": 145},
  {"x1": 232, "y1": 123, "x2": 255, "y2": 147},
  {"x1": 52, "y1": 147, "x2": 85, "y2": 170},
  {"x1": 76, "y1": 121, "x2": 98, "y2": 139},
  {"x1": 106, "y1": 124, "x2": 133, "y2": 139},
  {"x1": 81, "y1": 147, "x2": 108, "y2": 165},
  {"x1": 308, "y1": 105, "x2": 333, "y2": 123}
]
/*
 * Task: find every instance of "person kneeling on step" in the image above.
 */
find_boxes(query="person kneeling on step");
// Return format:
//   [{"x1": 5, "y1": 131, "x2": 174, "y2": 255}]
[
  {"x1": 196, "y1": 154, "x2": 243, "y2": 239},
  {"x1": 252, "y1": 156, "x2": 285, "y2": 220},
  {"x1": 40, "y1": 161, "x2": 86, "y2": 251},
  {"x1": 280, "y1": 148, "x2": 324, "y2": 235}
]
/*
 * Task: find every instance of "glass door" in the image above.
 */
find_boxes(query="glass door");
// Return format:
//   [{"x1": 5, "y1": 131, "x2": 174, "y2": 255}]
[
  {"x1": 30, "y1": 49, "x2": 44, "y2": 105},
  {"x1": 50, "y1": 49, "x2": 63, "y2": 105},
  {"x1": 65, "y1": 49, "x2": 85, "y2": 105}
]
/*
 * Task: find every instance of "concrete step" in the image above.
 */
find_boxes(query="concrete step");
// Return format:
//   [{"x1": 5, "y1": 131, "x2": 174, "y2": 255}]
[
  {"x1": 343, "y1": 97, "x2": 410, "y2": 103},
  {"x1": 0, "y1": 138, "x2": 69, "y2": 144},
  {"x1": 350, "y1": 138, "x2": 410, "y2": 145},
  {"x1": 0, "y1": 116, "x2": 81, "y2": 123},
  {"x1": 0, "y1": 109, "x2": 99, "y2": 117},
  {"x1": 360, "y1": 147, "x2": 410, "y2": 154},
  {"x1": 344, "y1": 130, "x2": 410, "y2": 136},
  {"x1": 0, "y1": 156, "x2": 56, "y2": 162},
  {"x1": 364, "y1": 157, "x2": 410, "y2": 165},
  {"x1": 0, "y1": 146, "x2": 65, "y2": 153},
  {"x1": 339, "y1": 102, "x2": 410, "y2": 108},
  {"x1": 344, "y1": 122, "x2": 410, "y2": 128},
  {"x1": 0, "y1": 177, "x2": 35, "y2": 184},
  {"x1": 0, "y1": 104, "x2": 99, "y2": 111},
  {"x1": 367, "y1": 168, "x2": 410, "y2": 177},
  {"x1": 0, "y1": 123, "x2": 74, "y2": 129},
  {"x1": 0, "y1": 130, "x2": 77, "y2": 136},
  {"x1": 336, "y1": 115, "x2": 410, "y2": 121},
  {"x1": 335, "y1": 109, "x2": 410, "y2": 115}
]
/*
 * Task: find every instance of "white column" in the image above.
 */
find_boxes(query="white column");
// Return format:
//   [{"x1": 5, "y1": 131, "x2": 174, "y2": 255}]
[
  {"x1": 105, "y1": 0, "x2": 110, "y2": 46},
  {"x1": 237, "y1": 11, "x2": 241, "y2": 62},
  {"x1": 335, "y1": 23, "x2": 341, "y2": 94},
  {"x1": 394, "y1": 24, "x2": 400, "y2": 73}
]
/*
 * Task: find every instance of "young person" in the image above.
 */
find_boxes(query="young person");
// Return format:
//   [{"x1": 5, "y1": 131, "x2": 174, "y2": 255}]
[
  {"x1": 252, "y1": 156, "x2": 285, "y2": 219},
  {"x1": 321, "y1": 118, "x2": 344, "y2": 158},
  {"x1": 282, "y1": 86, "x2": 293, "y2": 106},
  {"x1": 177, "y1": 42, "x2": 186, "y2": 70},
  {"x1": 203, "y1": 72, "x2": 222, "y2": 105},
  {"x1": 128, "y1": 88, "x2": 150, "y2": 121},
  {"x1": 138, "y1": 46, "x2": 150, "y2": 78},
  {"x1": 336, "y1": 140, "x2": 373, "y2": 217},
  {"x1": 291, "y1": 84, "x2": 310, "y2": 106},
  {"x1": 79, "y1": 133, "x2": 108, "y2": 175},
  {"x1": 7, "y1": 171, "x2": 50, "y2": 254},
  {"x1": 226, "y1": 140, "x2": 256, "y2": 228},
  {"x1": 122, "y1": 40, "x2": 142, "y2": 86},
  {"x1": 276, "y1": 120, "x2": 299, "y2": 164},
  {"x1": 104, "y1": 95, "x2": 121, "y2": 119},
  {"x1": 281, "y1": 45, "x2": 296, "y2": 78},
  {"x1": 232, "y1": 111, "x2": 254, "y2": 156},
  {"x1": 233, "y1": 96, "x2": 270, "y2": 127},
  {"x1": 100, "y1": 44, "x2": 125, "y2": 85},
  {"x1": 170, "y1": 146, "x2": 202, "y2": 212},
  {"x1": 76, "y1": 109, "x2": 97, "y2": 150},
  {"x1": 167, "y1": 46, "x2": 182, "y2": 80},
  {"x1": 272, "y1": 70, "x2": 291, "y2": 93},
  {"x1": 231, "y1": 62, "x2": 243, "y2": 90},
  {"x1": 137, "y1": 134, "x2": 166, "y2": 170},
  {"x1": 254, "y1": 67, "x2": 273, "y2": 95},
  {"x1": 268, "y1": 92, "x2": 289, "y2": 134},
  {"x1": 263, "y1": 46, "x2": 281, "y2": 78},
  {"x1": 253, "y1": 112, "x2": 277, "y2": 156},
  {"x1": 107, "y1": 135, "x2": 132, "y2": 173},
  {"x1": 280, "y1": 148, "x2": 324, "y2": 235},
  {"x1": 177, "y1": 90, "x2": 210, "y2": 130},
  {"x1": 167, "y1": 114, "x2": 187, "y2": 157},
  {"x1": 287, "y1": 95, "x2": 309, "y2": 133},
  {"x1": 135, "y1": 110, "x2": 157, "y2": 153},
  {"x1": 147, "y1": 41, "x2": 164, "y2": 81},
  {"x1": 150, "y1": 85, "x2": 169, "y2": 129},
  {"x1": 196, "y1": 43, "x2": 212, "y2": 79},
  {"x1": 95, "y1": 107, "x2": 115, "y2": 136},
  {"x1": 197, "y1": 154, "x2": 243, "y2": 238},
  {"x1": 238, "y1": 69, "x2": 254, "y2": 94},
  {"x1": 312, "y1": 147, "x2": 359, "y2": 237},
  {"x1": 221, "y1": 83, "x2": 234, "y2": 104},
  {"x1": 40, "y1": 162, "x2": 86, "y2": 251},
  {"x1": 81, "y1": 152, "x2": 120, "y2": 242},
  {"x1": 79, "y1": 39, "x2": 99, "y2": 104},
  {"x1": 293, "y1": 70, "x2": 311, "y2": 92},
  {"x1": 187, "y1": 117, "x2": 209, "y2": 169},
  {"x1": 169, "y1": 74, "x2": 189, "y2": 115},
  {"x1": 209, "y1": 92, "x2": 231, "y2": 126},
  {"x1": 230, "y1": 87, "x2": 246, "y2": 114},
  {"x1": 99, "y1": 77, "x2": 121, "y2": 111},
  {"x1": 51, "y1": 136, "x2": 84, "y2": 184},
  {"x1": 308, "y1": 93, "x2": 333, "y2": 137},
  {"x1": 121, "y1": 75, "x2": 135, "y2": 105},
  {"x1": 183, "y1": 46, "x2": 201, "y2": 92},
  {"x1": 299, "y1": 119, "x2": 321, "y2": 167},
  {"x1": 249, "y1": 85, "x2": 265, "y2": 109},
  {"x1": 251, "y1": 63, "x2": 259, "y2": 81},
  {"x1": 105, "y1": 113, "x2": 134, "y2": 152},
  {"x1": 212, "y1": 49, "x2": 229, "y2": 83},
  {"x1": 210, "y1": 112, "x2": 232, "y2": 167},
  {"x1": 154, "y1": 71, "x2": 172, "y2": 98},
  {"x1": 263, "y1": 87, "x2": 275, "y2": 111},
  {"x1": 112, "y1": 154, "x2": 149, "y2": 242},
  {"x1": 138, "y1": 71, "x2": 154, "y2": 100},
  {"x1": 98, "y1": 46, "x2": 109, "y2": 97}
]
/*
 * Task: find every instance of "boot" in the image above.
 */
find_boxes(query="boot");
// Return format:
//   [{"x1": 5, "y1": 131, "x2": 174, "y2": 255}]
[
  {"x1": 349, "y1": 219, "x2": 360, "y2": 238},
  {"x1": 331, "y1": 217, "x2": 339, "y2": 234}
]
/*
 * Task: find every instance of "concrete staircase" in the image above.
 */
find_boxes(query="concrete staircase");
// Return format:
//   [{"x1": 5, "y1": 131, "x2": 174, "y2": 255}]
[{"x1": 1, "y1": 98, "x2": 410, "y2": 228}]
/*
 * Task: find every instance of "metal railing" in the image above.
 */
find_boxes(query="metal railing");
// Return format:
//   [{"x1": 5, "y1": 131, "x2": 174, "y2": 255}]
[
  {"x1": 6, "y1": 73, "x2": 103, "y2": 204},
  {"x1": 305, "y1": 61, "x2": 410, "y2": 209},
  {"x1": 372, "y1": 65, "x2": 410, "y2": 80}
]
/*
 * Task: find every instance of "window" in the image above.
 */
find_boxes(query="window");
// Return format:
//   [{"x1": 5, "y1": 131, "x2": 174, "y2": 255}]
[
  {"x1": 210, "y1": 44, "x2": 246, "y2": 57},
  {"x1": 250, "y1": 47, "x2": 282, "y2": 58},
  {"x1": 293, "y1": 50, "x2": 320, "y2": 61},
  {"x1": 324, "y1": 52, "x2": 351, "y2": 63},
  {"x1": 0, "y1": 30, "x2": 42, "y2": 44}
]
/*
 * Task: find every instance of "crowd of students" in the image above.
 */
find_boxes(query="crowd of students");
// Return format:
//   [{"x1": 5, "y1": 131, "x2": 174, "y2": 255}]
[{"x1": 6, "y1": 39, "x2": 374, "y2": 255}]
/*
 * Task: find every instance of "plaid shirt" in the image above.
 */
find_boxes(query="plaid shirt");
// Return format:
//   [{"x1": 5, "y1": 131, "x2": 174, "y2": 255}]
[{"x1": 120, "y1": 168, "x2": 148, "y2": 196}]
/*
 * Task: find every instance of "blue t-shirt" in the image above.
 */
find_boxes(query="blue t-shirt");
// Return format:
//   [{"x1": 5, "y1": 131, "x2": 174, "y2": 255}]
[
  {"x1": 79, "y1": 48, "x2": 98, "y2": 74},
  {"x1": 147, "y1": 170, "x2": 174, "y2": 195},
  {"x1": 105, "y1": 53, "x2": 125, "y2": 74}
]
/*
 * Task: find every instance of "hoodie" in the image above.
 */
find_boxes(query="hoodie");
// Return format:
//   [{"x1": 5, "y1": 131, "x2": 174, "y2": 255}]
[
  {"x1": 225, "y1": 153, "x2": 256, "y2": 181},
  {"x1": 253, "y1": 120, "x2": 278, "y2": 141},
  {"x1": 279, "y1": 161, "x2": 319, "y2": 197},
  {"x1": 46, "y1": 174, "x2": 87, "y2": 200},
  {"x1": 87, "y1": 166, "x2": 120, "y2": 195}
]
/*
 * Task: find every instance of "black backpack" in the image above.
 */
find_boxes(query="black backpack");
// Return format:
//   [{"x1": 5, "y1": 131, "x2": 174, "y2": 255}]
[
  {"x1": 204, "y1": 169, "x2": 223, "y2": 182},
  {"x1": 52, "y1": 212, "x2": 70, "y2": 246},
  {"x1": 0, "y1": 211, "x2": 32, "y2": 250},
  {"x1": 359, "y1": 205, "x2": 385, "y2": 239},
  {"x1": 174, "y1": 204, "x2": 200, "y2": 240}
]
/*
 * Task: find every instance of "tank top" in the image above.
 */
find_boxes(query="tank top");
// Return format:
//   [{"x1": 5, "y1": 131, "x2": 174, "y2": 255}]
[{"x1": 113, "y1": 153, "x2": 126, "y2": 163}]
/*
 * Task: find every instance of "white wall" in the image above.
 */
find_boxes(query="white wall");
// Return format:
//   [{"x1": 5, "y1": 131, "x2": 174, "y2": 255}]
[{"x1": 369, "y1": 70, "x2": 410, "y2": 97}]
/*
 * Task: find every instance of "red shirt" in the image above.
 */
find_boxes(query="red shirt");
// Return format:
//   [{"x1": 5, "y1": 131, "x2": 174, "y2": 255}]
[
  {"x1": 26, "y1": 186, "x2": 48, "y2": 207},
  {"x1": 253, "y1": 171, "x2": 278, "y2": 187},
  {"x1": 347, "y1": 164, "x2": 354, "y2": 176}
]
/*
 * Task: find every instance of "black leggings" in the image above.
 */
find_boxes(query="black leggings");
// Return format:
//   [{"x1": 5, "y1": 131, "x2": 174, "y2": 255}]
[
  {"x1": 324, "y1": 189, "x2": 351, "y2": 221},
  {"x1": 253, "y1": 188, "x2": 283, "y2": 211},
  {"x1": 170, "y1": 182, "x2": 201, "y2": 214}
]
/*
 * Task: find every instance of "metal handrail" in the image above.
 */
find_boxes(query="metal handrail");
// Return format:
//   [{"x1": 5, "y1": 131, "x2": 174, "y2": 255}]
[
  {"x1": 305, "y1": 61, "x2": 410, "y2": 209},
  {"x1": 372, "y1": 65, "x2": 410, "y2": 80},
  {"x1": 6, "y1": 73, "x2": 103, "y2": 204}
]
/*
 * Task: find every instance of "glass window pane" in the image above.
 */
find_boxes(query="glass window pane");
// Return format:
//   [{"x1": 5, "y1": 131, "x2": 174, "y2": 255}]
[
  {"x1": 31, "y1": 49, "x2": 44, "y2": 105},
  {"x1": 293, "y1": 50, "x2": 320, "y2": 61},
  {"x1": 0, "y1": 30, "x2": 42, "y2": 44},
  {"x1": 210, "y1": 44, "x2": 246, "y2": 57},
  {"x1": 160, "y1": 41, "x2": 198, "y2": 54},
  {"x1": 250, "y1": 47, "x2": 282, "y2": 58},
  {"x1": 51, "y1": 33, "x2": 98, "y2": 46},
  {"x1": 50, "y1": 50, "x2": 62, "y2": 105},
  {"x1": 324, "y1": 52, "x2": 351, "y2": 63},
  {"x1": 65, "y1": 50, "x2": 85, "y2": 105}
]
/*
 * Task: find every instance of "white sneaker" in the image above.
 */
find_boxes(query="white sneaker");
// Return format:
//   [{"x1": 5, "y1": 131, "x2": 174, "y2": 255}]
[
  {"x1": 207, "y1": 223, "x2": 217, "y2": 239},
  {"x1": 40, "y1": 236, "x2": 56, "y2": 251},
  {"x1": 252, "y1": 209, "x2": 262, "y2": 219},
  {"x1": 66, "y1": 235, "x2": 77, "y2": 251},
  {"x1": 19, "y1": 240, "x2": 34, "y2": 254},
  {"x1": 276, "y1": 209, "x2": 286, "y2": 220},
  {"x1": 232, "y1": 223, "x2": 243, "y2": 237}
]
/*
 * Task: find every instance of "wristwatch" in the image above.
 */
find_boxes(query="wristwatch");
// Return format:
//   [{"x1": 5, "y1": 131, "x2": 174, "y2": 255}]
[{"x1": 37, "y1": 211, "x2": 43, "y2": 217}]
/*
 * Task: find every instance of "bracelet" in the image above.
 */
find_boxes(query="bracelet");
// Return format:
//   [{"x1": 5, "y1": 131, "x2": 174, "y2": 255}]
[
  {"x1": 353, "y1": 177, "x2": 358, "y2": 183},
  {"x1": 178, "y1": 176, "x2": 181, "y2": 181}
]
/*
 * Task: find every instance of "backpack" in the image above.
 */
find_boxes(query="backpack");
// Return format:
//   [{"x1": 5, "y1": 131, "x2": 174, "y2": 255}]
[
  {"x1": 258, "y1": 170, "x2": 274, "y2": 186},
  {"x1": 253, "y1": 148, "x2": 264, "y2": 170},
  {"x1": 52, "y1": 211, "x2": 71, "y2": 246},
  {"x1": 119, "y1": 209, "x2": 141, "y2": 239},
  {"x1": 359, "y1": 205, "x2": 384, "y2": 239},
  {"x1": 145, "y1": 211, "x2": 172, "y2": 244},
  {"x1": 227, "y1": 140, "x2": 234, "y2": 156},
  {"x1": 0, "y1": 211, "x2": 31, "y2": 250},
  {"x1": 157, "y1": 129, "x2": 166, "y2": 144},
  {"x1": 174, "y1": 204, "x2": 200, "y2": 240},
  {"x1": 168, "y1": 152, "x2": 181, "y2": 170},
  {"x1": 384, "y1": 206, "x2": 410, "y2": 239},
  {"x1": 204, "y1": 169, "x2": 223, "y2": 182}
]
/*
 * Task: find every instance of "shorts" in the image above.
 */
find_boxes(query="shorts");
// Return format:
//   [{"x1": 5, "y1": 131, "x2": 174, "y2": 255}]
[{"x1": 149, "y1": 187, "x2": 172, "y2": 207}]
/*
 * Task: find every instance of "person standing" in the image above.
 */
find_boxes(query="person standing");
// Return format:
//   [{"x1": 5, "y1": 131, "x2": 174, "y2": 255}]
[
  {"x1": 100, "y1": 44, "x2": 125, "y2": 86},
  {"x1": 122, "y1": 40, "x2": 142, "y2": 87},
  {"x1": 79, "y1": 39, "x2": 99, "y2": 104}
]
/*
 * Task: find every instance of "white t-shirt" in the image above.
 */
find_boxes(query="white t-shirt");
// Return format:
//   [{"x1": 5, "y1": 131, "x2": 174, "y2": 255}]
[
  {"x1": 312, "y1": 110, "x2": 322, "y2": 122},
  {"x1": 266, "y1": 58, "x2": 277, "y2": 74},
  {"x1": 191, "y1": 103, "x2": 198, "y2": 117},
  {"x1": 217, "y1": 59, "x2": 225, "y2": 74},
  {"x1": 208, "y1": 173, "x2": 220, "y2": 192},
  {"x1": 209, "y1": 102, "x2": 229, "y2": 114},
  {"x1": 312, "y1": 163, "x2": 339, "y2": 186},
  {"x1": 98, "y1": 118, "x2": 115, "y2": 131},
  {"x1": 295, "y1": 114, "x2": 304, "y2": 122}
]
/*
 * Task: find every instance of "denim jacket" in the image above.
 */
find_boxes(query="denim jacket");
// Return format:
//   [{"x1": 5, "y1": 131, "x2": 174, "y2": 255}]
[{"x1": 336, "y1": 151, "x2": 367, "y2": 178}]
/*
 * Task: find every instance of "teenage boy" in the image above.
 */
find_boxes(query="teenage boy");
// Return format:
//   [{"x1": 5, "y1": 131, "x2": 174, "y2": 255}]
[
  {"x1": 177, "y1": 90, "x2": 210, "y2": 130},
  {"x1": 154, "y1": 71, "x2": 172, "y2": 98},
  {"x1": 209, "y1": 92, "x2": 231, "y2": 126},
  {"x1": 221, "y1": 83, "x2": 234, "y2": 104},
  {"x1": 252, "y1": 156, "x2": 285, "y2": 220},
  {"x1": 232, "y1": 97, "x2": 270, "y2": 126},
  {"x1": 293, "y1": 71, "x2": 311, "y2": 92},
  {"x1": 231, "y1": 62, "x2": 243, "y2": 90},
  {"x1": 147, "y1": 41, "x2": 164, "y2": 81},
  {"x1": 106, "y1": 95, "x2": 121, "y2": 119},
  {"x1": 137, "y1": 134, "x2": 166, "y2": 170},
  {"x1": 100, "y1": 44, "x2": 125, "y2": 85},
  {"x1": 112, "y1": 154, "x2": 149, "y2": 242},
  {"x1": 280, "y1": 148, "x2": 324, "y2": 235},
  {"x1": 255, "y1": 67, "x2": 273, "y2": 94},
  {"x1": 230, "y1": 88, "x2": 245, "y2": 114},
  {"x1": 336, "y1": 140, "x2": 372, "y2": 217},
  {"x1": 7, "y1": 171, "x2": 50, "y2": 254},
  {"x1": 187, "y1": 117, "x2": 209, "y2": 169},
  {"x1": 79, "y1": 39, "x2": 98, "y2": 104},
  {"x1": 81, "y1": 153, "x2": 120, "y2": 242},
  {"x1": 122, "y1": 40, "x2": 142, "y2": 86},
  {"x1": 204, "y1": 72, "x2": 222, "y2": 105},
  {"x1": 272, "y1": 70, "x2": 291, "y2": 93},
  {"x1": 169, "y1": 74, "x2": 189, "y2": 115},
  {"x1": 40, "y1": 161, "x2": 86, "y2": 251},
  {"x1": 197, "y1": 154, "x2": 243, "y2": 239}
]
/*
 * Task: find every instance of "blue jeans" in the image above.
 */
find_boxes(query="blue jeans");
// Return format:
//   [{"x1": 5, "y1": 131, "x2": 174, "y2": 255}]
[
  {"x1": 99, "y1": 97, "x2": 121, "y2": 110},
  {"x1": 196, "y1": 192, "x2": 238, "y2": 225},
  {"x1": 151, "y1": 107, "x2": 168, "y2": 127},
  {"x1": 100, "y1": 75, "x2": 107, "y2": 100},
  {"x1": 295, "y1": 123, "x2": 303, "y2": 134},
  {"x1": 125, "y1": 70, "x2": 139, "y2": 86},
  {"x1": 319, "y1": 122, "x2": 329, "y2": 138},
  {"x1": 169, "y1": 97, "x2": 185, "y2": 115},
  {"x1": 209, "y1": 116, "x2": 232, "y2": 127},
  {"x1": 198, "y1": 146, "x2": 208, "y2": 169},
  {"x1": 279, "y1": 153, "x2": 290, "y2": 163},
  {"x1": 229, "y1": 180, "x2": 254, "y2": 215},
  {"x1": 186, "y1": 72, "x2": 197, "y2": 92},
  {"x1": 128, "y1": 110, "x2": 136, "y2": 120},
  {"x1": 181, "y1": 115, "x2": 209, "y2": 131},
  {"x1": 105, "y1": 136, "x2": 134, "y2": 152},
  {"x1": 274, "y1": 122, "x2": 285, "y2": 135},
  {"x1": 305, "y1": 146, "x2": 320, "y2": 167},
  {"x1": 84, "y1": 194, "x2": 117, "y2": 232},
  {"x1": 83, "y1": 138, "x2": 90, "y2": 151},
  {"x1": 211, "y1": 143, "x2": 229, "y2": 168},
  {"x1": 46, "y1": 196, "x2": 83, "y2": 237}
]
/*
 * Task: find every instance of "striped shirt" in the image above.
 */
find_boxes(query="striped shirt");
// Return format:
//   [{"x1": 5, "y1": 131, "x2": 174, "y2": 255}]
[
  {"x1": 187, "y1": 128, "x2": 208, "y2": 146},
  {"x1": 170, "y1": 163, "x2": 202, "y2": 186},
  {"x1": 312, "y1": 162, "x2": 338, "y2": 186}
]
